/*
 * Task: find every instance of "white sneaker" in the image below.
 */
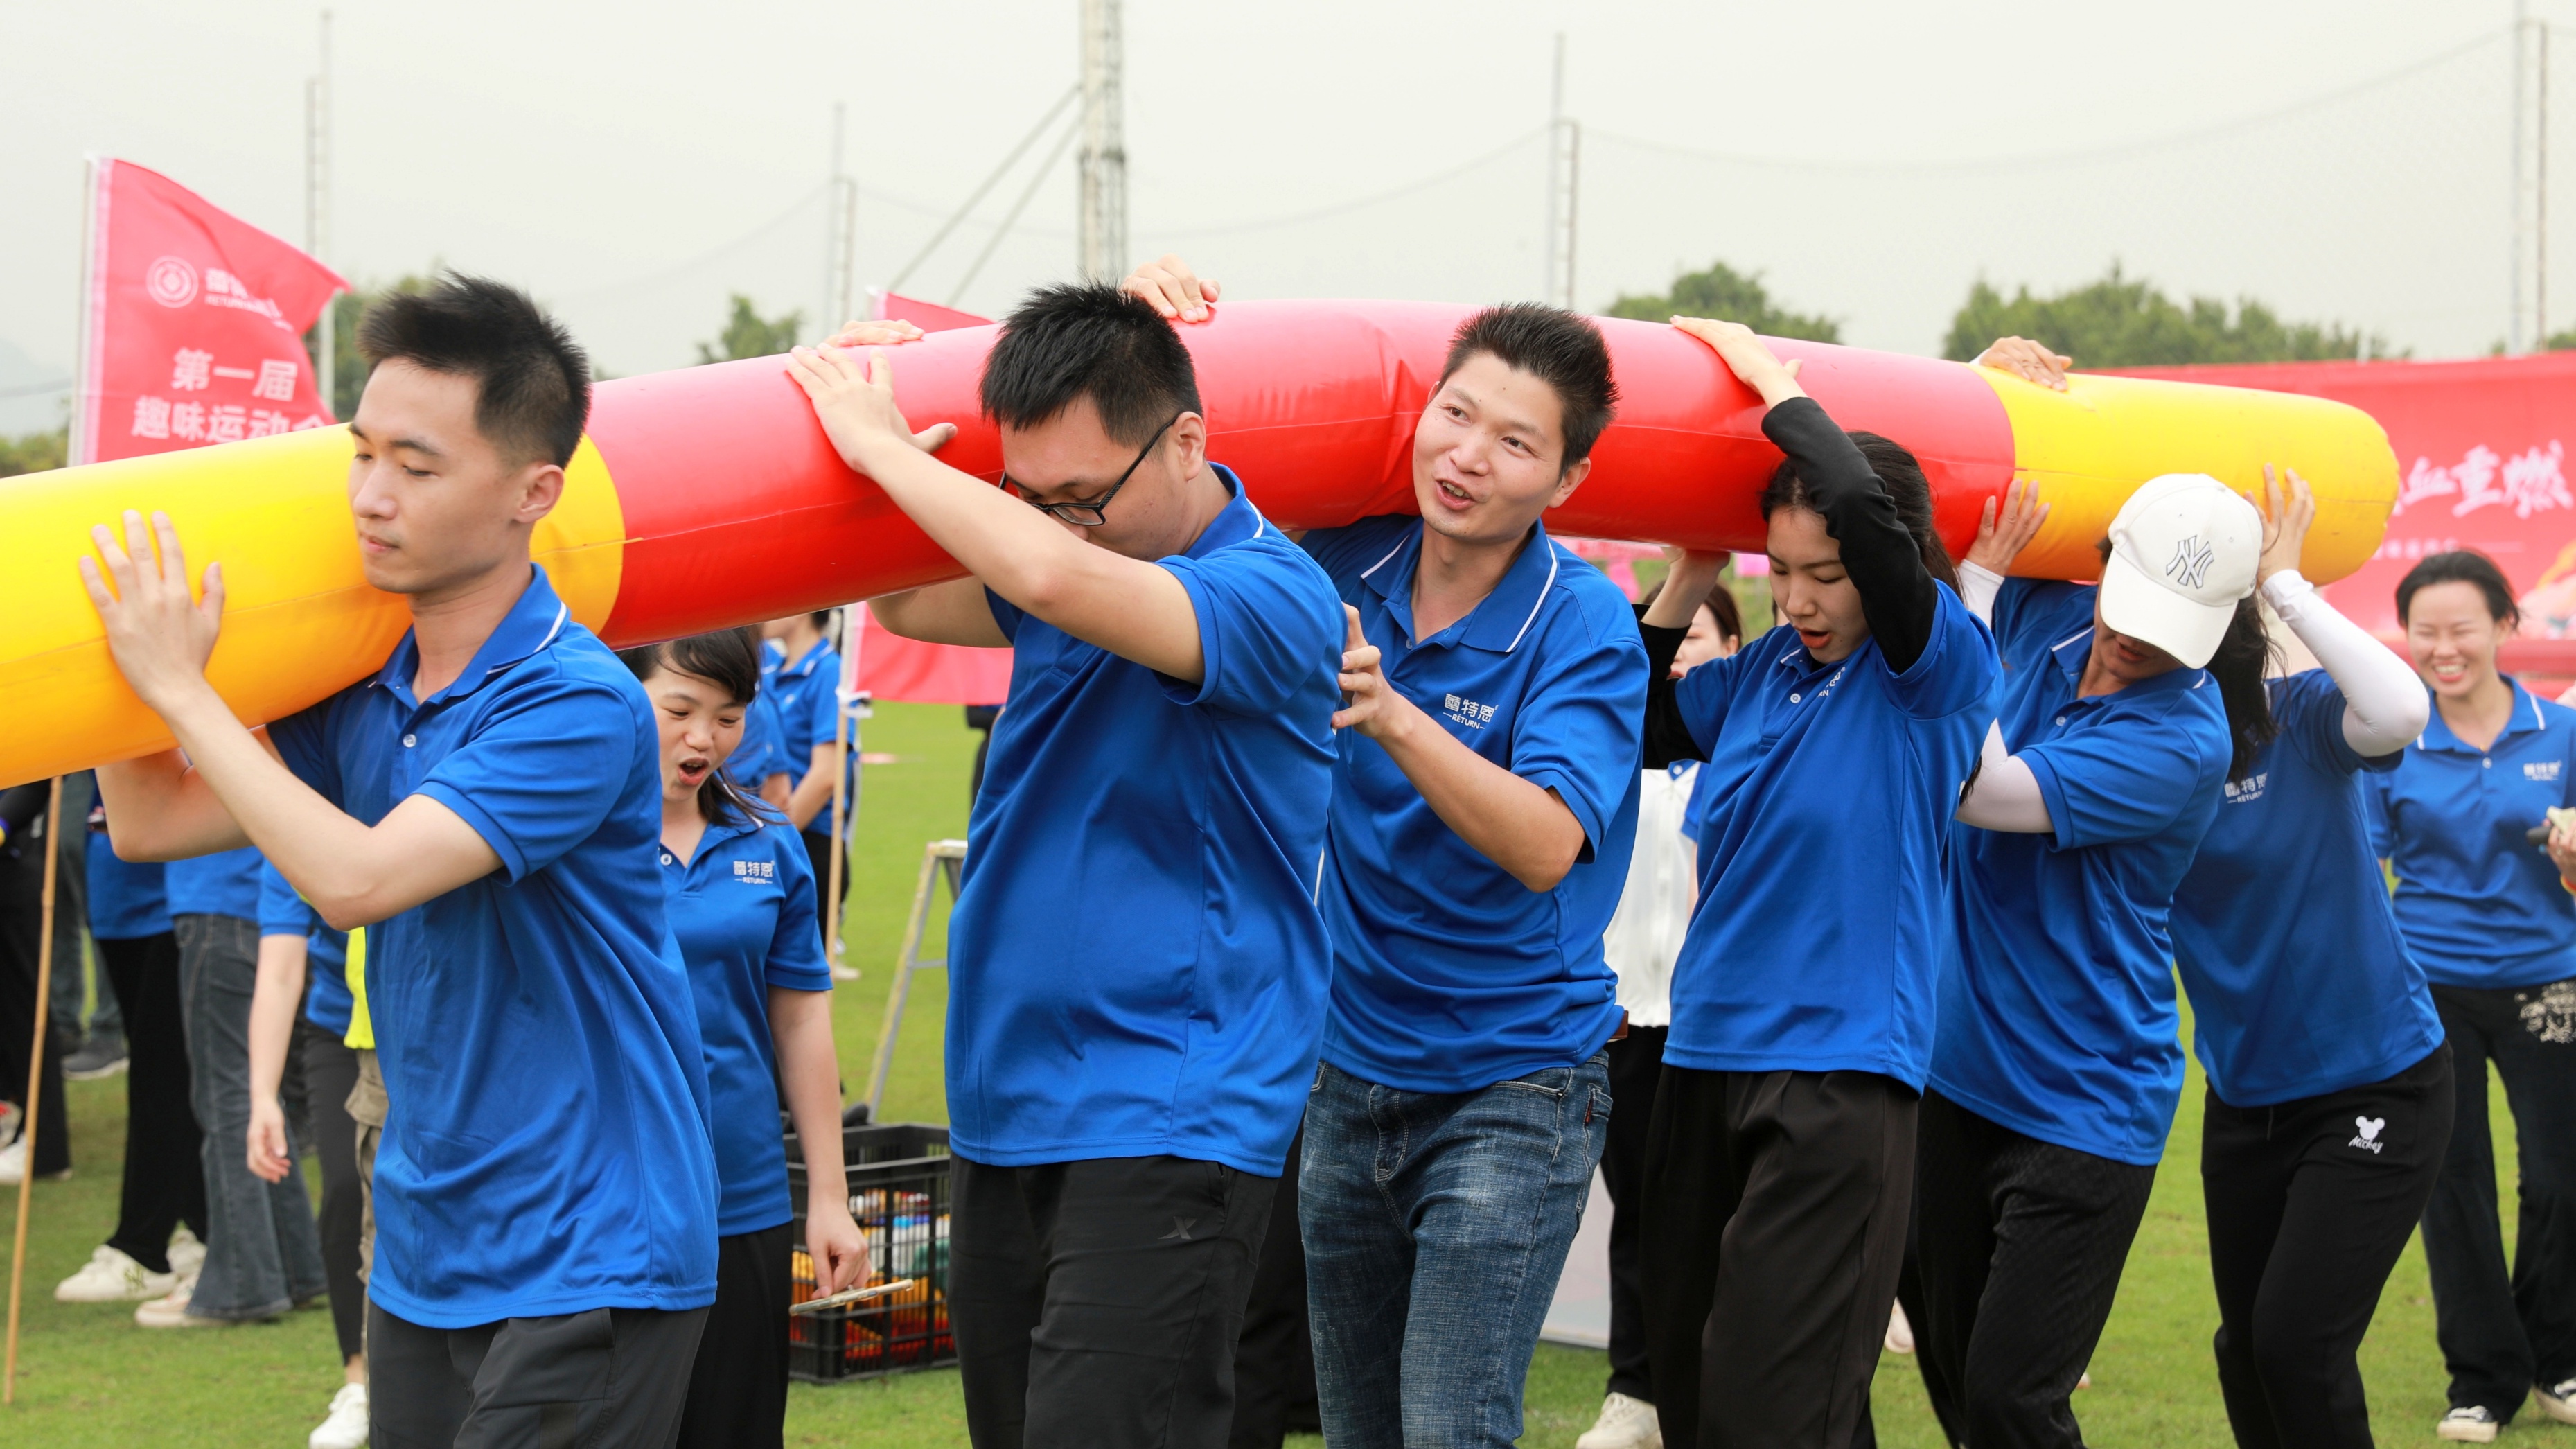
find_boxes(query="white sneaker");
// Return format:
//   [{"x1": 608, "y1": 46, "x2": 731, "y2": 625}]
[
  {"x1": 1885, "y1": 1299, "x2": 1916, "y2": 1355},
  {"x1": 2539, "y1": 1377, "x2": 2576, "y2": 1425},
  {"x1": 308, "y1": 1382, "x2": 369, "y2": 1449},
  {"x1": 166, "y1": 1227, "x2": 206, "y2": 1281},
  {"x1": 134, "y1": 1281, "x2": 226, "y2": 1328},
  {"x1": 1575, "y1": 1391, "x2": 1662, "y2": 1449},
  {"x1": 54, "y1": 1245, "x2": 177, "y2": 1303},
  {"x1": 2438, "y1": 1405, "x2": 2502, "y2": 1442}
]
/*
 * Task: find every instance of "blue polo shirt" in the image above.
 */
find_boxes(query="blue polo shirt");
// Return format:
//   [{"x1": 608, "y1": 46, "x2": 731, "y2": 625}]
[
  {"x1": 951, "y1": 466, "x2": 1341, "y2": 1175},
  {"x1": 166, "y1": 845, "x2": 264, "y2": 921},
  {"x1": 726, "y1": 689, "x2": 792, "y2": 789},
  {"x1": 2172, "y1": 670, "x2": 2444, "y2": 1106},
  {"x1": 254, "y1": 863, "x2": 355, "y2": 1034},
  {"x1": 1301, "y1": 514, "x2": 1644, "y2": 1094},
  {"x1": 1933, "y1": 579, "x2": 2232, "y2": 1164},
  {"x1": 85, "y1": 841, "x2": 170, "y2": 941},
  {"x1": 1664, "y1": 586, "x2": 1997, "y2": 1086},
  {"x1": 661, "y1": 815, "x2": 830, "y2": 1236},
  {"x1": 267, "y1": 565, "x2": 717, "y2": 1327},
  {"x1": 2367, "y1": 680, "x2": 2576, "y2": 989}
]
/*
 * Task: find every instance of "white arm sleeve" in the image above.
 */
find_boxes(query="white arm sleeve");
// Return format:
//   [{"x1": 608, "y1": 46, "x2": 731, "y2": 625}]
[
  {"x1": 1957, "y1": 559, "x2": 2004, "y2": 623},
  {"x1": 1954, "y1": 720, "x2": 2055, "y2": 833},
  {"x1": 2261, "y1": 570, "x2": 2429, "y2": 757}
]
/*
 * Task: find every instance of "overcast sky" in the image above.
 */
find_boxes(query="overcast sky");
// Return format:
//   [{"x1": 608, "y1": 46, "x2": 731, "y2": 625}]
[{"x1": 1, "y1": 1, "x2": 2561, "y2": 430}]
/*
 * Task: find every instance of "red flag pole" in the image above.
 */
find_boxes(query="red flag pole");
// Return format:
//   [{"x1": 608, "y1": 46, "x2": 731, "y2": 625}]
[{"x1": 4, "y1": 777, "x2": 67, "y2": 1404}]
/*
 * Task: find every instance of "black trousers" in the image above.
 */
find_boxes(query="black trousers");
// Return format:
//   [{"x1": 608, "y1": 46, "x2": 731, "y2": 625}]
[
  {"x1": 1599, "y1": 1024, "x2": 1666, "y2": 1403},
  {"x1": 1912, "y1": 1090, "x2": 2157, "y2": 1449},
  {"x1": 951, "y1": 1152, "x2": 1277, "y2": 1449},
  {"x1": 800, "y1": 829, "x2": 845, "y2": 935},
  {"x1": 676, "y1": 1220, "x2": 793, "y2": 1449},
  {"x1": 2203, "y1": 1044, "x2": 2453, "y2": 1449},
  {"x1": 301, "y1": 1024, "x2": 367, "y2": 1364},
  {"x1": 98, "y1": 931, "x2": 204, "y2": 1271},
  {"x1": 1639, "y1": 1065, "x2": 1917, "y2": 1449},
  {"x1": 368, "y1": 1299, "x2": 709, "y2": 1449},
  {"x1": 2421, "y1": 980, "x2": 2576, "y2": 1416},
  {"x1": 1228, "y1": 1126, "x2": 1318, "y2": 1449},
  {"x1": 0, "y1": 834, "x2": 70, "y2": 1175}
]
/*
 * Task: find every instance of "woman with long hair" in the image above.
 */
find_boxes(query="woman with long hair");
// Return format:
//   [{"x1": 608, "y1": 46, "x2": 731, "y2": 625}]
[
  {"x1": 1928, "y1": 470, "x2": 2268, "y2": 1448},
  {"x1": 1637, "y1": 319, "x2": 1999, "y2": 1448},
  {"x1": 2369, "y1": 549, "x2": 2576, "y2": 1443},
  {"x1": 618, "y1": 627, "x2": 867, "y2": 1449}
]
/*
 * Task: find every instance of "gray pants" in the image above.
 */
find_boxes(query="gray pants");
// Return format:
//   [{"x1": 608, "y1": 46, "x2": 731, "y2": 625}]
[
  {"x1": 176, "y1": 913, "x2": 326, "y2": 1320},
  {"x1": 369, "y1": 1301, "x2": 709, "y2": 1449}
]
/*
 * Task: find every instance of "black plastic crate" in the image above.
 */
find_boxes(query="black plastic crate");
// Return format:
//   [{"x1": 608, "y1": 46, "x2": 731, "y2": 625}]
[{"x1": 784, "y1": 1123, "x2": 953, "y2": 1382}]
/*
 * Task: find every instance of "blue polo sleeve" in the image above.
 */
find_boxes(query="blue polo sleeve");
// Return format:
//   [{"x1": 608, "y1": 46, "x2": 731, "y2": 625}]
[
  {"x1": 1991, "y1": 578, "x2": 2094, "y2": 668},
  {"x1": 2021, "y1": 696, "x2": 2227, "y2": 852},
  {"x1": 1669, "y1": 643, "x2": 1761, "y2": 757},
  {"x1": 728, "y1": 693, "x2": 786, "y2": 785},
  {"x1": 266, "y1": 698, "x2": 345, "y2": 809},
  {"x1": 414, "y1": 675, "x2": 643, "y2": 883},
  {"x1": 985, "y1": 588, "x2": 1027, "y2": 644},
  {"x1": 1298, "y1": 515, "x2": 1411, "y2": 595},
  {"x1": 1512, "y1": 608, "x2": 1650, "y2": 859},
  {"x1": 2273, "y1": 669, "x2": 2394, "y2": 778},
  {"x1": 763, "y1": 826, "x2": 833, "y2": 993},
  {"x1": 1886, "y1": 586, "x2": 2001, "y2": 721},
  {"x1": 2365, "y1": 770, "x2": 2396, "y2": 859},
  {"x1": 1159, "y1": 539, "x2": 1344, "y2": 717},
  {"x1": 256, "y1": 861, "x2": 312, "y2": 940}
]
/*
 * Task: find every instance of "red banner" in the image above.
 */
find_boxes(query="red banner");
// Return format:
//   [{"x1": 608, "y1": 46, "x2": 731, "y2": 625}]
[
  {"x1": 76, "y1": 159, "x2": 346, "y2": 466},
  {"x1": 852, "y1": 604, "x2": 1012, "y2": 705},
  {"x1": 872, "y1": 289, "x2": 991, "y2": 335},
  {"x1": 2101, "y1": 354, "x2": 2576, "y2": 642}
]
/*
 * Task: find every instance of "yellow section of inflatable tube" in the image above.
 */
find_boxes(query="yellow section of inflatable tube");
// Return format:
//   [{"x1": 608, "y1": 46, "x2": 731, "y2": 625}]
[
  {"x1": 1973, "y1": 367, "x2": 2399, "y2": 585},
  {"x1": 0, "y1": 428, "x2": 625, "y2": 789}
]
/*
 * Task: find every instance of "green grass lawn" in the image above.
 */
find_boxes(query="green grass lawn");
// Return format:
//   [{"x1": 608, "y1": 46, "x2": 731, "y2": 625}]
[{"x1": 0, "y1": 701, "x2": 2529, "y2": 1444}]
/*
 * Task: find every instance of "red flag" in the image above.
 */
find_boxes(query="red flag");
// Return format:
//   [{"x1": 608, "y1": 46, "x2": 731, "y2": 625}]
[
  {"x1": 75, "y1": 159, "x2": 348, "y2": 466},
  {"x1": 852, "y1": 604, "x2": 1012, "y2": 705},
  {"x1": 872, "y1": 288, "x2": 991, "y2": 335}
]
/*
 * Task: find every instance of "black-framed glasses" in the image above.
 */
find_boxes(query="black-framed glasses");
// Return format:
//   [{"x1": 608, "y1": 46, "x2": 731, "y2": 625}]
[{"x1": 1003, "y1": 414, "x2": 1178, "y2": 527}]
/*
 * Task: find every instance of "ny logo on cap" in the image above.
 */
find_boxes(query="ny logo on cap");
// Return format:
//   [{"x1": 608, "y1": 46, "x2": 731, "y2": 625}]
[{"x1": 2166, "y1": 535, "x2": 2216, "y2": 589}]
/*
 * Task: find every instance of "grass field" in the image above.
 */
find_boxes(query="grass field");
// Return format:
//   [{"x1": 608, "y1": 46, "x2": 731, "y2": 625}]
[{"x1": 0, "y1": 701, "x2": 2537, "y2": 1445}]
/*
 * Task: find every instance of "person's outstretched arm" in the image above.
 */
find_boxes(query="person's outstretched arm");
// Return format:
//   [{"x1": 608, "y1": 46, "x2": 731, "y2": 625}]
[
  {"x1": 245, "y1": 931, "x2": 309, "y2": 1184},
  {"x1": 790, "y1": 346, "x2": 1217, "y2": 683},
  {"x1": 2256, "y1": 466, "x2": 2426, "y2": 756}
]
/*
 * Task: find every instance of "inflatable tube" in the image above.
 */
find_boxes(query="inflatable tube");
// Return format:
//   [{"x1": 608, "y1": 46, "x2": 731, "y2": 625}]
[{"x1": 0, "y1": 299, "x2": 2397, "y2": 787}]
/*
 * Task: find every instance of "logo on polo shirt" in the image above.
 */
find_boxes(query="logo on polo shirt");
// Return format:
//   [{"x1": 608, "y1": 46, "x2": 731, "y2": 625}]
[
  {"x1": 2518, "y1": 980, "x2": 2576, "y2": 1044},
  {"x1": 2167, "y1": 535, "x2": 2216, "y2": 589},
  {"x1": 2528, "y1": 760, "x2": 2564, "y2": 783},
  {"x1": 2222, "y1": 771, "x2": 2268, "y2": 805},
  {"x1": 2349, "y1": 1116, "x2": 2385, "y2": 1154},
  {"x1": 731, "y1": 859, "x2": 777, "y2": 884},
  {"x1": 1442, "y1": 693, "x2": 1498, "y2": 730}
]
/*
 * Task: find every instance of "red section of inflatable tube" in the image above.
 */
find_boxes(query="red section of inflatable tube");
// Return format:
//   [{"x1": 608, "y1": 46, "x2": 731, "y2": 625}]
[{"x1": 590, "y1": 300, "x2": 2018, "y2": 645}]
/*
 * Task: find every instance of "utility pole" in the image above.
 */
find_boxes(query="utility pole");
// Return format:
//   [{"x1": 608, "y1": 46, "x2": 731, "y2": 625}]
[
  {"x1": 825, "y1": 102, "x2": 854, "y2": 335},
  {"x1": 2512, "y1": 1, "x2": 2550, "y2": 353},
  {"x1": 1542, "y1": 33, "x2": 1580, "y2": 310},
  {"x1": 306, "y1": 10, "x2": 335, "y2": 414},
  {"x1": 1077, "y1": 0, "x2": 1127, "y2": 281}
]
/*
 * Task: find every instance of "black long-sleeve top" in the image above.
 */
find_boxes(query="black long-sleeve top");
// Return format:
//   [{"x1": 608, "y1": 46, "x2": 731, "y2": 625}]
[
  {"x1": 0, "y1": 783, "x2": 51, "y2": 859},
  {"x1": 1641, "y1": 395, "x2": 1942, "y2": 768}
]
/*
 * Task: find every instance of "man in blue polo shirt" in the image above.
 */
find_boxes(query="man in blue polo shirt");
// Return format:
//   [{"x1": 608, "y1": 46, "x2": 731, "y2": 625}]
[
  {"x1": 83, "y1": 274, "x2": 715, "y2": 1446},
  {"x1": 784, "y1": 282, "x2": 1342, "y2": 1448},
  {"x1": 1124, "y1": 255, "x2": 1646, "y2": 1448}
]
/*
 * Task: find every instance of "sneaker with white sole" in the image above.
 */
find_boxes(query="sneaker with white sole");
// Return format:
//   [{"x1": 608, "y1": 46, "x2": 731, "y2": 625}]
[
  {"x1": 1885, "y1": 1299, "x2": 1916, "y2": 1355},
  {"x1": 167, "y1": 1227, "x2": 206, "y2": 1281},
  {"x1": 134, "y1": 1281, "x2": 228, "y2": 1328},
  {"x1": 1575, "y1": 1391, "x2": 1662, "y2": 1449},
  {"x1": 308, "y1": 1382, "x2": 369, "y2": 1449},
  {"x1": 54, "y1": 1245, "x2": 177, "y2": 1303},
  {"x1": 2438, "y1": 1405, "x2": 2502, "y2": 1442},
  {"x1": 0, "y1": 1136, "x2": 68, "y2": 1186}
]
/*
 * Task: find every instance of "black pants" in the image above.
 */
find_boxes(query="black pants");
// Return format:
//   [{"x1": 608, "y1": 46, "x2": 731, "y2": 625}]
[
  {"x1": 302, "y1": 1024, "x2": 367, "y2": 1364},
  {"x1": 2421, "y1": 980, "x2": 2576, "y2": 1416},
  {"x1": 951, "y1": 1152, "x2": 1277, "y2": 1449},
  {"x1": 0, "y1": 833, "x2": 70, "y2": 1175},
  {"x1": 98, "y1": 931, "x2": 204, "y2": 1270},
  {"x1": 1599, "y1": 1024, "x2": 1666, "y2": 1404},
  {"x1": 368, "y1": 1299, "x2": 709, "y2": 1449},
  {"x1": 1229, "y1": 1126, "x2": 1318, "y2": 1449},
  {"x1": 800, "y1": 829, "x2": 845, "y2": 934},
  {"x1": 2203, "y1": 1044, "x2": 2453, "y2": 1449},
  {"x1": 1912, "y1": 1090, "x2": 2157, "y2": 1449},
  {"x1": 1639, "y1": 1065, "x2": 1917, "y2": 1449},
  {"x1": 676, "y1": 1220, "x2": 793, "y2": 1449}
]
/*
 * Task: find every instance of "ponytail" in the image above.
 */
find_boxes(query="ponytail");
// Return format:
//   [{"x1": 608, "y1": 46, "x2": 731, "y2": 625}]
[{"x1": 2207, "y1": 597, "x2": 2279, "y2": 783}]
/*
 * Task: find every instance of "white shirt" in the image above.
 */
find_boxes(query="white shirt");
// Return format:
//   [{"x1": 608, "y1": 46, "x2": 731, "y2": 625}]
[{"x1": 1601, "y1": 762, "x2": 1700, "y2": 1028}]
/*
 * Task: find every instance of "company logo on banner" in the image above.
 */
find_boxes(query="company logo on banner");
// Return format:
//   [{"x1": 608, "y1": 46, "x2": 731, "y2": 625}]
[
  {"x1": 76, "y1": 159, "x2": 347, "y2": 466},
  {"x1": 2102, "y1": 353, "x2": 2576, "y2": 641}
]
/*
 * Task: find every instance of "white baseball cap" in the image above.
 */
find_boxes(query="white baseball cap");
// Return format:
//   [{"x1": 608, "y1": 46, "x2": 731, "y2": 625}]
[{"x1": 2097, "y1": 473, "x2": 2261, "y2": 669}]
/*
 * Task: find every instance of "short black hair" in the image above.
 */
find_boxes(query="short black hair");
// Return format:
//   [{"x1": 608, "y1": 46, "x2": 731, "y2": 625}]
[
  {"x1": 1438, "y1": 304, "x2": 1619, "y2": 471},
  {"x1": 615, "y1": 626, "x2": 777, "y2": 827},
  {"x1": 2398, "y1": 549, "x2": 2521, "y2": 630},
  {"x1": 980, "y1": 283, "x2": 1201, "y2": 447},
  {"x1": 356, "y1": 272, "x2": 590, "y2": 467}
]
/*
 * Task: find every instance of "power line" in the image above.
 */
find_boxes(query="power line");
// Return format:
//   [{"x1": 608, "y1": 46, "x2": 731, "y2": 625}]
[
  {"x1": 1149, "y1": 128, "x2": 1549, "y2": 238},
  {"x1": 951, "y1": 114, "x2": 1083, "y2": 307},
  {"x1": 888, "y1": 85, "x2": 1082, "y2": 295}
]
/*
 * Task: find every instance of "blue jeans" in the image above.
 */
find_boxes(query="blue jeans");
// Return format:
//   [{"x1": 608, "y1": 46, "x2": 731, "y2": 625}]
[
  {"x1": 1300, "y1": 1053, "x2": 1611, "y2": 1448},
  {"x1": 176, "y1": 914, "x2": 326, "y2": 1321}
]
